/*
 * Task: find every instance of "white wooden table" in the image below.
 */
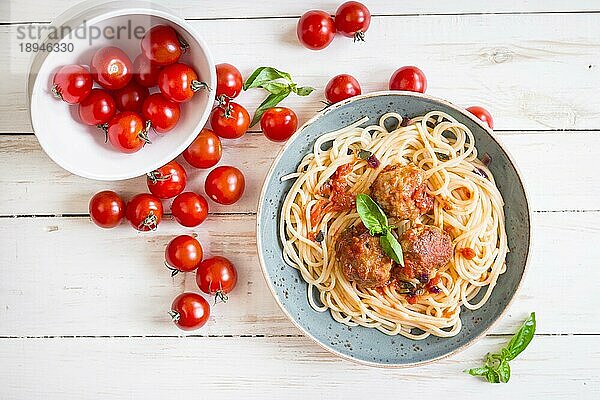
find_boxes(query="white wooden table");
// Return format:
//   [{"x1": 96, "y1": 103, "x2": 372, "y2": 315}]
[{"x1": 1, "y1": 1, "x2": 599, "y2": 398}]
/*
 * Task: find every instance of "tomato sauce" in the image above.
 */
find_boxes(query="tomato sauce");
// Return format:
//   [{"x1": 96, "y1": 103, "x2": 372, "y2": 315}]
[
  {"x1": 459, "y1": 247, "x2": 476, "y2": 260},
  {"x1": 311, "y1": 163, "x2": 356, "y2": 226}
]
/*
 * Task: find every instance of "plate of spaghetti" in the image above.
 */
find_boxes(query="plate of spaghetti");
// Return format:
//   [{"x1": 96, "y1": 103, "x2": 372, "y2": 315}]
[{"x1": 257, "y1": 91, "x2": 530, "y2": 367}]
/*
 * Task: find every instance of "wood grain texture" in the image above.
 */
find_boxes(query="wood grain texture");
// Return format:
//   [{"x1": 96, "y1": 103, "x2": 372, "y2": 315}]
[
  {"x1": 0, "y1": 336, "x2": 598, "y2": 399},
  {"x1": 0, "y1": 131, "x2": 598, "y2": 216},
  {"x1": 4, "y1": 12, "x2": 600, "y2": 132},
  {"x1": 0, "y1": 212, "x2": 598, "y2": 336},
  {"x1": 4, "y1": 0, "x2": 600, "y2": 22}
]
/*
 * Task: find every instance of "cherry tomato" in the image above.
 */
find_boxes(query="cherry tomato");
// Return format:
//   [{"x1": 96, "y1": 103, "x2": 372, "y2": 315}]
[
  {"x1": 260, "y1": 107, "x2": 298, "y2": 142},
  {"x1": 297, "y1": 10, "x2": 336, "y2": 50},
  {"x1": 204, "y1": 166, "x2": 245, "y2": 205},
  {"x1": 169, "y1": 292, "x2": 210, "y2": 331},
  {"x1": 389, "y1": 66, "x2": 427, "y2": 93},
  {"x1": 88, "y1": 190, "x2": 125, "y2": 229},
  {"x1": 90, "y1": 46, "x2": 133, "y2": 90},
  {"x1": 113, "y1": 81, "x2": 149, "y2": 113},
  {"x1": 210, "y1": 103, "x2": 250, "y2": 139},
  {"x1": 140, "y1": 25, "x2": 183, "y2": 66},
  {"x1": 215, "y1": 63, "x2": 243, "y2": 99},
  {"x1": 107, "y1": 111, "x2": 149, "y2": 153},
  {"x1": 125, "y1": 193, "x2": 163, "y2": 231},
  {"x1": 171, "y1": 192, "x2": 209, "y2": 227},
  {"x1": 78, "y1": 89, "x2": 116, "y2": 125},
  {"x1": 158, "y1": 62, "x2": 207, "y2": 103},
  {"x1": 196, "y1": 256, "x2": 237, "y2": 302},
  {"x1": 165, "y1": 235, "x2": 203, "y2": 275},
  {"x1": 335, "y1": 1, "x2": 371, "y2": 41},
  {"x1": 146, "y1": 160, "x2": 187, "y2": 199},
  {"x1": 466, "y1": 106, "x2": 494, "y2": 129},
  {"x1": 325, "y1": 74, "x2": 361, "y2": 104},
  {"x1": 133, "y1": 54, "x2": 162, "y2": 87},
  {"x1": 52, "y1": 65, "x2": 92, "y2": 104},
  {"x1": 183, "y1": 128, "x2": 222, "y2": 169},
  {"x1": 142, "y1": 93, "x2": 181, "y2": 133}
]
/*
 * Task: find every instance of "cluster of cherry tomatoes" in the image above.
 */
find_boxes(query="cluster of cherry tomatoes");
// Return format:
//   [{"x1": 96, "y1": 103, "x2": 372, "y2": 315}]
[
  {"x1": 297, "y1": 1, "x2": 371, "y2": 50},
  {"x1": 51, "y1": 25, "x2": 209, "y2": 153}
]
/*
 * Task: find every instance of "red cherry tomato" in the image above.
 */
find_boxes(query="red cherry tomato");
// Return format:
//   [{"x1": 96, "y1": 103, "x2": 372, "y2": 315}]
[
  {"x1": 210, "y1": 103, "x2": 250, "y2": 139},
  {"x1": 146, "y1": 160, "x2": 187, "y2": 199},
  {"x1": 125, "y1": 193, "x2": 163, "y2": 231},
  {"x1": 389, "y1": 66, "x2": 427, "y2": 93},
  {"x1": 133, "y1": 54, "x2": 163, "y2": 87},
  {"x1": 113, "y1": 81, "x2": 149, "y2": 113},
  {"x1": 215, "y1": 63, "x2": 243, "y2": 99},
  {"x1": 297, "y1": 10, "x2": 336, "y2": 50},
  {"x1": 52, "y1": 65, "x2": 93, "y2": 104},
  {"x1": 158, "y1": 62, "x2": 207, "y2": 103},
  {"x1": 171, "y1": 192, "x2": 209, "y2": 227},
  {"x1": 196, "y1": 256, "x2": 237, "y2": 302},
  {"x1": 204, "y1": 166, "x2": 245, "y2": 205},
  {"x1": 260, "y1": 107, "x2": 298, "y2": 142},
  {"x1": 107, "y1": 111, "x2": 149, "y2": 153},
  {"x1": 183, "y1": 128, "x2": 222, "y2": 169},
  {"x1": 88, "y1": 190, "x2": 125, "y2": 229},
  {"x1": 90, "y1": 46, "x2": 133, "y2": 90},
  {"x1": 140, "y1": 25, "x2": 183, "y2": 66},
  {"x1": 78, "y1": 89, "x2": 116, "y2": 125},
  {"x1": 165, "y1": 235, "x2": 203, "y2": 275},
  {"x1": 334, "y1": 1, "x2": 371, "y2": 40},
  {"x1": 142, "y1": 93, "x2": 181, "y2": 133},
  {"x1": 325, "y1": 74, "x2": 361, "y2": 104},
  {"x1": 466, "y1": 106, "x2": 494, "y2": 129},
  {"x1": 169, "y1": 292, "x2": 210, "y2": 331}
]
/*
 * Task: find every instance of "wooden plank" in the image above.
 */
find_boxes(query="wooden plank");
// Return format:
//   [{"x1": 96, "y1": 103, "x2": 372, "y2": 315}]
[
  {"x1": 0, "y1": 211, "x2": 598, "y2": 337},
  {"x1": 4, "y1": 12, "x2": 600, "y2": 132},
  {"x1": 0, "y1": 336, "x2": 598, "y2": 399},
  {"x1": 0, "y1": 131, "x2": 598, "y2": 215},
  {"x1": 3, "y1": 0, "x2": 600, "y2": 23}
]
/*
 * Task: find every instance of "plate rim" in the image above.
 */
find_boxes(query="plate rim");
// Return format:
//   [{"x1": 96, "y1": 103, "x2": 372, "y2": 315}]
[{"x1": 256, "y1": 90, "x2": 532, "y2": 368}]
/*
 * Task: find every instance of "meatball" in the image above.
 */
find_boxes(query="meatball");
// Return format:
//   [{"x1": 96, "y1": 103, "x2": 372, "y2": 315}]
[
  {"x1": 335, "y1": 225, "x2": 393, "y2": 288},
  {"x1": 371, "y1": 163, "x2": 433, "y2": 221},
  {"x1": 399, "y1": 225, "x2": 452, "y2": 280}
]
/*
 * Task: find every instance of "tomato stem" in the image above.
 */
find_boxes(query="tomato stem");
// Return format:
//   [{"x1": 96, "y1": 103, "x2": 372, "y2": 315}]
[
  {"x1": 51, "y1": 85, "x2": 63, "y2": 100},
  {"x1": 353, "y1": 31, "x2": 365, "y2": 42},
  {"x1": 139, "y1": 210, "x2": 158, "y2": 231},
  {"x1": 191, "y1": 80, "x2": 210, "y2": 93},
  {"x1": 147, "y1": 171, "x2": 172, "y2": 183},
  {"x1": 97, "y1": 123, "x2": 109, "y2": 143},
  {"x1": 138, "y1": 120, "x2": 152, "y2": 145},
  {"x1": 213, "y1": 289, "x2": 229, "y2": 305},
  {"x1": 164, "y1": 262, "x2": 181, "y2": 277},
  {"x1": 318, "y1": 100, "x2": 332, "y2": 112},
  {"x1": 177, "y1": 34, "x2": 190, "y2": 53},
  {"x1": 168, "y1": 310, "x2": 180, "y2": 322}
]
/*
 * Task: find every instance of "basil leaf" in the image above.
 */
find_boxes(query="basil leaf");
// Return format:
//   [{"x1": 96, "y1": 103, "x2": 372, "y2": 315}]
[
  {"x1": 380, "y1": 230, "x2": 404, "y2": 266},
  {"x1": 250, "y1": 88, "x2": 292, "y2": 127},
  {"x1": 485, "y1": 369, "x2": 501, "y2": 384},
  {"x1": 295, "y1": 86, "x2": 315, "y2": 96},
  {"x1": 497, "y1": 361, "x2": 511, "y2": 383},
  {"x1": 260, "y1": 81, "x2": 290, "y2": 95},
  {"x1": 465, "y1": 367, "x2": 489, "y2": 377},
  {"x1": 504, "y1": 312, "x2": 536, "y2": 361},
  {"x1": 357, "y1": 149, "x2": 372, "y2": 160},
  {"x1": 355, "y1": 193, "x2": 387, "y2": 234},
  {"x1": 243, "y1": 67, "x2": 293, "y2": 90}
]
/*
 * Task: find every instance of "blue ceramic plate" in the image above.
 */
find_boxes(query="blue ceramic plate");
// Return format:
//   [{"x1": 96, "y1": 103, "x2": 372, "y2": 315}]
[{"x1": 256, "y1": 91, "x2": 530, "y2": 367}]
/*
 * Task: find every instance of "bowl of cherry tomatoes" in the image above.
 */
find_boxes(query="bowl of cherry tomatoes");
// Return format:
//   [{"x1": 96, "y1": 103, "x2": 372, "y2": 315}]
[{"x1": 27, "y1": 1, "x2": 215, "y2": 180}]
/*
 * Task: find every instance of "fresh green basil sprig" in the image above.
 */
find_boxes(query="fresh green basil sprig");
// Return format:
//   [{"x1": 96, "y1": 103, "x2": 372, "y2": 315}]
[
  {"x1": 243, "y1": 67, "x2": 315, "y2": 127},
  {"x1": 465, "y1": 312, "x2": 536, "y2": 383},
  {"x1": 355, "y1": 194, "x2": 404, "y2": 266}
]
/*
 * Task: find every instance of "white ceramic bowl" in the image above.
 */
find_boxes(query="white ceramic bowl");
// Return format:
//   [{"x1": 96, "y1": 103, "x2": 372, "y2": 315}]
[{"x1": 27, "y1": 1, "x2": 215, "y2": 180}]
